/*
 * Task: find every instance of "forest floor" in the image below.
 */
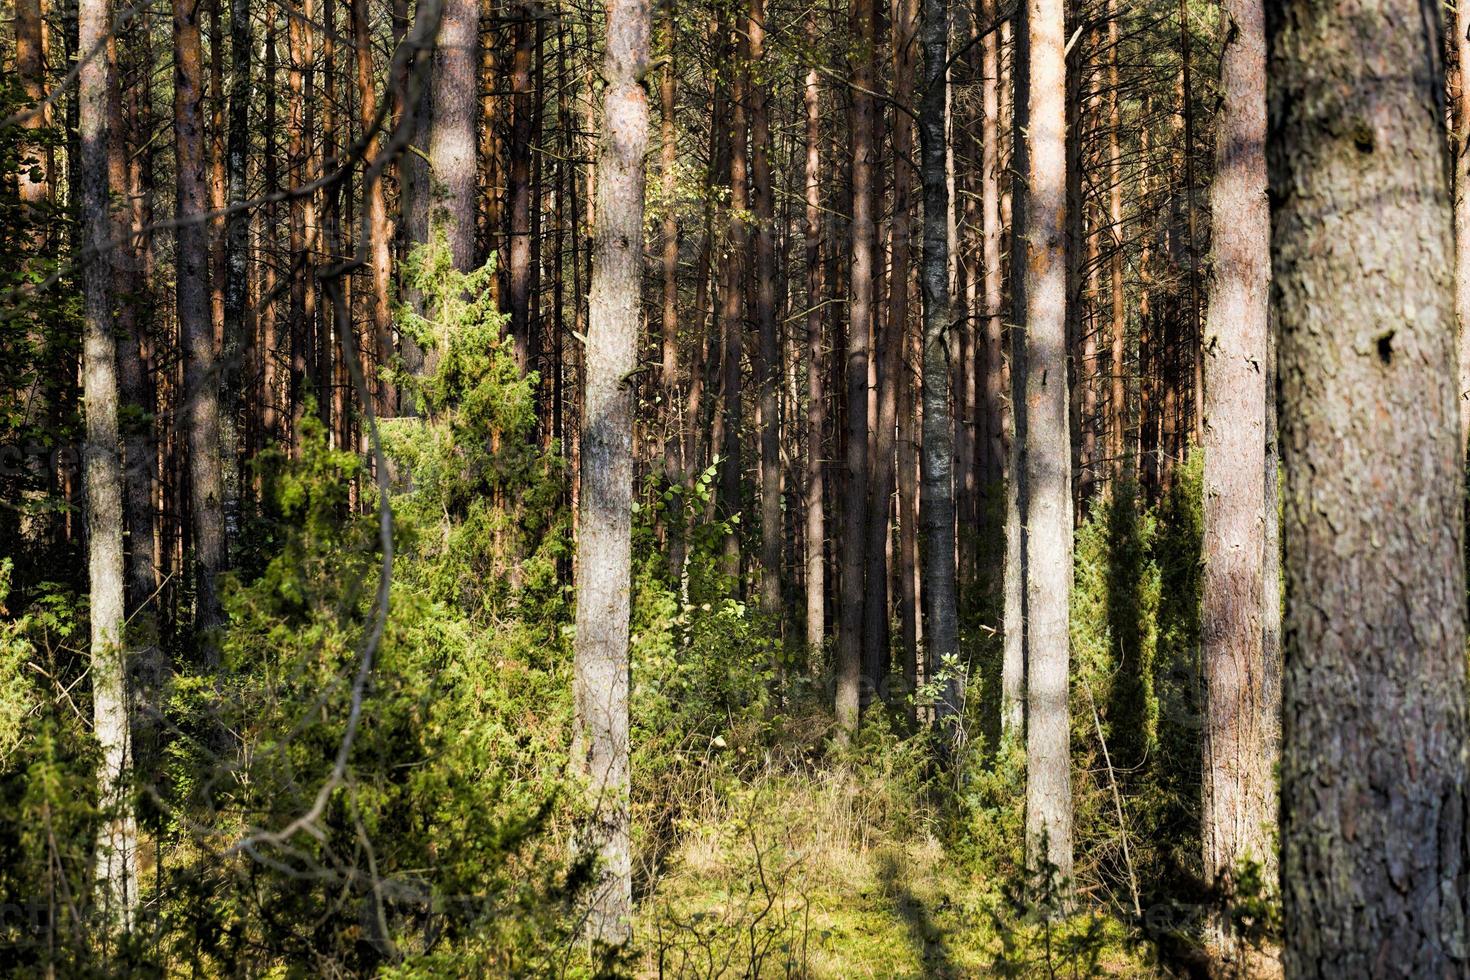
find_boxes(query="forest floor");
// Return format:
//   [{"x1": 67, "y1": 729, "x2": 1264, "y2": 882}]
[{"x1": 634, "y1": 769, "x2": 1155, "y2": 978}]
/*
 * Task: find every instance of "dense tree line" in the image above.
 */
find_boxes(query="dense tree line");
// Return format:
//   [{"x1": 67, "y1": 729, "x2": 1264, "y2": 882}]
[{"x1": 0, "y1": 0, "x2": 1466, "y2": 971}]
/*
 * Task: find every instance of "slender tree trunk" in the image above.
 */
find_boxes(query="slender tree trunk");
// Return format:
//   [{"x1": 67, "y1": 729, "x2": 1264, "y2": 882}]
[
  {"x1": 659, "y1": 6, "x2": 684, "y2": 580},
  {"x1": 430, "y1": 0, "x2": 478, "y2": 270},
  {"x1": 222, "y1": 0, "x2": 251, "y2": 488},
  {"x1": 1200, "y1": 0, "x2": 1273, "y2": 950},
  {"x1": 718, "y1": 13, "x2": 749, "y2": 586},
  {"x1": 920, "y1": 0, "x2": 960, "y2": 738},
  {"x1": 509, "y1": 3, "x2": 534, "y2": 369},
  {"x1": 1002, "y1": 0, "x2": 1029, "y2": 739},
  {"x1": 572, "y1": 0, "x2": 649, "y2": 945},
  {"x1": 1105, "y1": 0, "x2": 1126, "y2": 484},
  {"x1": 175, "y1": 0, "x2": 226, "y2": 637},
  {"x1": 980, "y1": 0, "x2": 1005, "y2": 498},
  {"x1": 750, "y1": 0, "x2": 782, "y2": 618},
  {"x1": 803, "y1": 21, "x2": 826, "y2": 661},
  {"x1": 1022, "y1": 0, "x2": 1073, "y2": 881},
  {"x1": 1269, "y1": 0, "x2": 1470, "y2": 971},
  {"x1": 354, "y1": 0, "x2": 395, "y2": 414},
  {"x1": 80, "y1": 0, "x2": 138, "y2": 926},
  {"x1": 838, "y1": 0, "x2": 877, "y2": 736}
]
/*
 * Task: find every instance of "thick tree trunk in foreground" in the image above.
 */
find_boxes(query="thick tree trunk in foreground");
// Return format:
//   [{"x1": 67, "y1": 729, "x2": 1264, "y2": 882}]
[
  {"x1": 1023, "y1": 0, "x2": 1073, "y2": 882},
  {"x1": 1268, "y1": 0, "x2": 1470, "y2": 973},
  {"x1": 175, "y1": 0, "x2": 226, "y2": 638},
  {"x1": 80, "y1": 0, "x2": 138, "y2": 925},
  {"x1": 1200, "y1": 0, "x2": 1273, "y2": 946},
  {"x1": 572, "y1": 0, "x2": 649, "y2": 946},
  {"x1": 430, "y1": 0, "x2": 478, "y2": 271}
]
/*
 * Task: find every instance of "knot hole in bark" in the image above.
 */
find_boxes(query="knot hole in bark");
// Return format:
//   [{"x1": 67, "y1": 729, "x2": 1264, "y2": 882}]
[
  {"x1": 1376, "y1": 330, "x2": 1394, "y2": 364},
  {"x1": 1352, "y1": 121, "x2": 1375, "y2": 154}
]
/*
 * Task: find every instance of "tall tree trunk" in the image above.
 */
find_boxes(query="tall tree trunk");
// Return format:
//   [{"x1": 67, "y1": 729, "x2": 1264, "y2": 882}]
[
  {"x1": 354, "y1": 0, "x2": 395, "y2": 414},
  {"x1": 980, "y1": 0, "x2": 1005, "y2": 499},
  {"x1": 718, "y1": 13, "x2": 749, "y2": 587},
  {"x1": 803, "y1": 19, "x2": 826, "y2": 660},
  {"x1": 430, "y1": 0, "x2": 478, "y2": 270},
  {"x1": 508, "y1": 3, "x2": 534, "y2": 369},
  {"x1": 1022, "y1": 0, "x2": 1073, "y2": 881},
  {"x1": 658, "y1": 6, "x2": 684, "y2": 580},
  {"x1": 175, "y1": 0, "x2": 227, "y2": 637},
  {"x1": 920, "y1": 0, "x2": 960, "y2": 738},
  {"x1": 15, "y1": 0, "x2": 49, "y2": 213},
  {"x1": 80, "y1": 0, "x2": 138, "y2": 926},
  {"x1": 572, "y1": 0, "x2": 649, "y2": 945},
  {"x1": 1269, "y1": 0, "x2": 1470, "y2": 972},
  {"x1": 1200, "y1": 0, "x2": 1273, "y2": 949},
  {"x1": 838, "y1": 0, "x2": 877, "y2": 736},
  {"x1": 1105, "y1": 0, "x2": 1126, "y2": 484},
  {"x1": 750, "y1": 0, "x2": 782, "y2": 618},
  {"x1": 223, "y1": 0, "x2": 251, "y2": 486},
  {"x1": 1002, "y1": 0, "x2": 1029, "y2": 739}
]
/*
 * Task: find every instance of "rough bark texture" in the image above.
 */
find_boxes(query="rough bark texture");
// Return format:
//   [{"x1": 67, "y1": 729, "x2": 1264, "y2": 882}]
[
  {"x1": 920, "y1": 0, "x2": 960, "y2": 737},
  {"x1": 1022, "y1": 0, "x2": 1073, "y2": 881},
  {"x1": 509, "y1": 5, "x2": 534, "y2": 369},
  {"x1": 430, "y1": 0, "x2": 478, "y2": 271},
  {"x1": 837, "y1": 0, "x2": 877, "y2": 736},
  {"x1": 1268, "y1": 0, "x2": 1470, "y2": 973},
  {"x1": 80, "y1": 0, "x2": 138, "y2": 925},
  {"x1": 803, "y1": 23, "x2": 826, "y2": 660},
  {"x1": 354, "y1": 0, "x2": 395, "y2": 414},
  {"x1": 175, "y1": 0, "x2": 227, "y2": 637},
  {"x1": 1200, "y1": 0, "x2": 1274, "y2": 939},
  {"x1": 750, "y1": 0, "x2": 782, "y2": 618},
  {"x1": 572, "y1": 0, "x2": 649, "y2": 946},
  {"x1": 1455, "y1": 0, "x2": 1470, "y2": 446},
  {"x1": 1002, "y1": 0, "x2": 1029, "y2": 740}
]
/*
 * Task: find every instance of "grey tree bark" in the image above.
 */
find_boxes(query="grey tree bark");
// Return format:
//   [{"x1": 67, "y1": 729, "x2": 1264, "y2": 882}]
[
  {"x1": 571, "y1": 0, "x2": 649, "y2": 946},
  {"x1": 1022, "y1": 0, "x2": 1073, "y2": 882},
  {"x1": 429, "y1": 0, "x2": 478, "y2": 271},
  {"x1": 80, "y1": 0, "x2": 139, "y2": 926},
  {"x1": 750, "y1": 0, "x2": 782, "y2": 618},
  {"x1": 803, "y1": 15, "x2": 826, "y2": 660},
  {"x1": 1001, "y1": 0, "x2": 1029, "y2": 741},
  {"x1": 1454, "y1": 0, "x2": 1470, "y2": 447},
  {"x1": 1199, "y1": 0, "x2": 1274, "y2": 947},
  {"x1": 1268, "y1": 0, "x2": 1470, "y2": 972},
  {"x1": 837, "y1": 0, "x2": 877, "y2": 738},
  {"x1": 919, "y1": 0, "x2": 960, "y2": 740}
]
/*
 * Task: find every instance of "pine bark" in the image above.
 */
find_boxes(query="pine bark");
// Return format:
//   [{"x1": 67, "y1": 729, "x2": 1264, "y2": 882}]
[
  {"x1": 572, "y1": 0, "x2": 650, "y2": 945},
  {"x1": 750, "y1": 0, "x2": 782, "y2": 617},
  {"x1": 430, "y1": 0, "x2": 479, "y2": 271},
  {"x1": 80, "y1": 0, "x2": 139, "y2": 925},
  {"x1": 1199, "y1": 0, "x2": 1273, "y2": 940},
  {"x1": 175, "y1": 0, "x2": 227, "y2": 636},
  {"x1": 803, "y1": 21, "x2": 826, "y2": 659},
  {"x1": 1002, "y1": 0, "x2": 1029, "y2": 739},
  {"x1": 838, "y1": 0, "x2": 878, "y2": 735},
  {"x1": 1269, "y1": 0, "x2": 1470, "y2": 972},
  {"x1": 1454, "y1": 0, "x2": 1470, "y2": 447},
  {"x1": 1022, "y1": 0, "x2": 1073, "y2": 880},
  {"x1": 354, "y1": 0, "x2": 395, "y2": 414},
  {"x1": 920, "y1": 0, "x2": 960, "y2": 736}
]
